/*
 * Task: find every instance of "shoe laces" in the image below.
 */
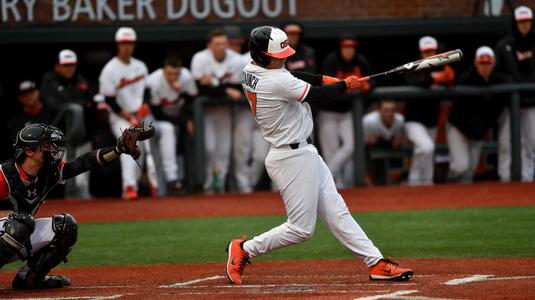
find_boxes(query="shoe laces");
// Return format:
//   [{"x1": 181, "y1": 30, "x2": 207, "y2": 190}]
[
  {"x1": 236, "y1": 240, "x2": 250, "y2": 275},
  {"x1": 381, "y1": 257, "x2": 400, "y2": 268}
]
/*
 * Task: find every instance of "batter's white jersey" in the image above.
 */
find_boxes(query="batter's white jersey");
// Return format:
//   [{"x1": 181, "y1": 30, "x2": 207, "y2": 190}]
[
  {"x1": 363, "y1": 111, "x2": 405, "y2": 141},
  {"x1": 147, "y1": 67, "x2": 198, "y2": 116},
  {"x1": 99, "y1": 57, "x2": 148, "y2": 113},
  {"x1": 191, "y1": 49, "x2": 242, "y2": 86},
  {"x1": 242, "y1": 62, "x2": 312, "y2": 147}
]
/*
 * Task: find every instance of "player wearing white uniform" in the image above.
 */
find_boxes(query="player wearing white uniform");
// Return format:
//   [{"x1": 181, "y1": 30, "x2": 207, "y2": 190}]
[
  {"x1": 191, "y1": 29, "x2": 243, "y2": 193},
  {"x1": 147, "y1": 57, "x2": 198, "y2": 194},
  {"x1": 99, "y1": 27, "x2": 150, "y2": 200},
  {"x1": 363, "y1": 102, "x2": 404, "y2": 144},
  {"x1": 225, "y1": 26, "x2": 413, "y2": 285},
  {"x1": 225, "y1": 25, "x2": 269, "y2": 193}
]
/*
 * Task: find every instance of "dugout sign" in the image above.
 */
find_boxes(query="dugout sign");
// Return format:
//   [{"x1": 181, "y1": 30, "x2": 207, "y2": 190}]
[{"x1": 0, "y1": 0, "x2": 297, "y2": 25}]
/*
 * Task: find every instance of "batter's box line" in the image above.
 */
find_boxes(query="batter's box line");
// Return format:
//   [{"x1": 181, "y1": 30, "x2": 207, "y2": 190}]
[{"x1": 166, "y1": 283, "x2": 416, "y2": 289}]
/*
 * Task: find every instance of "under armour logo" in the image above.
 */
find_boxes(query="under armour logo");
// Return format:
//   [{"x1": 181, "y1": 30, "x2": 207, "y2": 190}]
[{"x1": 26, "y1": 188, "x2": 37, "y2": 198}]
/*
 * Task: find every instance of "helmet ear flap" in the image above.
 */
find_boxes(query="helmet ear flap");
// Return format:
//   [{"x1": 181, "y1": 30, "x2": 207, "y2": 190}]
[{"x1": 249, "y1": 37, "x2": 271, "y2": 66}]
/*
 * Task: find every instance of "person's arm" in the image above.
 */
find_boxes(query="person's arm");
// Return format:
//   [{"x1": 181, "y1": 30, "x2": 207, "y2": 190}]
[
  {"x1": 61, "y1": 147, "x2": 121, "y2": 180},
  {"x1": 285, "y1": 71, "x2": 359, "y2": 103}
]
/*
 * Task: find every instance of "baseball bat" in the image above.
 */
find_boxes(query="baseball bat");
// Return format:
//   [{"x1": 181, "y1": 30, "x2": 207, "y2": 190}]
[{"x1": 358, "y1": 49, "x2": 463, "y2": 82}]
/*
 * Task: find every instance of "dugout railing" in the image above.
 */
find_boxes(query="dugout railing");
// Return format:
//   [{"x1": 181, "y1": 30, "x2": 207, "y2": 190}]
[{"x1": 188, "y1": 83, "x2": 535, "y2": 191}]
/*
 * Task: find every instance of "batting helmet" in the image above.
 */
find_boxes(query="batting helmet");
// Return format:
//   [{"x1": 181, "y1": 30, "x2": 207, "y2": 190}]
[
  {"x1": 249, "y1": 26, "x2": 296, "y2": 66},
  {"x1": 14, "y1": 123, "x2": 66, "y2": 166}
]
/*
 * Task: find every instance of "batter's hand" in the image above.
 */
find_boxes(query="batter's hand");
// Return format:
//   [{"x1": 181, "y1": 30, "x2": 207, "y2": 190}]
[
  {"x1": 322, "y1": 75, "x2": 341, "y2": 85},
  {"x1": 343, "y1": 76, "x2": 361, "y2": 90}
]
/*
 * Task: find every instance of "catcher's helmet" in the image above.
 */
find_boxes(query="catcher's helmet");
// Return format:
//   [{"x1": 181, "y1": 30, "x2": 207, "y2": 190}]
[
  {"x1": 14, "y1": 123, "x2": 66, "y2": 165},
  {"x1": 249, "y1": 26, "x2": 295, "y2": 66}
]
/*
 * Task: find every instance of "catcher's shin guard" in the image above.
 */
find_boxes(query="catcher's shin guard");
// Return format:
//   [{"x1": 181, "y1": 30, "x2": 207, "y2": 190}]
[
  {"x1": 13, "y1": 214, "x2": 77, "y2": 289},
  {"x1": 0, "y1": 213, "x2": 35, "y2": 268}
]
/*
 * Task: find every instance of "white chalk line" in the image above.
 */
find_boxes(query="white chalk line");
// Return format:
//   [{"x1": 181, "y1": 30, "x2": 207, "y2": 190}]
[
  {"x1": 159, "y1": 275, "x2": 225, "y2": 288},
  {"x1": 354, "y1": 290, "x2": 419, "y2": 300},
  {"x1": 444, "y1": 274, "x2": 535, "y2": 285}
]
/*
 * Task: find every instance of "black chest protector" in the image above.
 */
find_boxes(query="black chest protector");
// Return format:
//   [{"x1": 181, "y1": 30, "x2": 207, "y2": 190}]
[{"x1": 1, "y1": 161, "x2": 61, "y2": 215}]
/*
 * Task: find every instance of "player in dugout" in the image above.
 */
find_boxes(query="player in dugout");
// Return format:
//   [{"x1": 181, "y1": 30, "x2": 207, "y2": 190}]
[{"x1": 0, "y1": 123, "x2": 153, "y2": 289}]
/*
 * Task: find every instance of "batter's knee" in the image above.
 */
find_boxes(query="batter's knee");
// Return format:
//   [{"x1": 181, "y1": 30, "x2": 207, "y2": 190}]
[
  {"x1": 289, "y1": 223, "x2": 315, "y2": 242},
  {"x1": 52, "y1": 214, "x2": 78, "y2": 248}
]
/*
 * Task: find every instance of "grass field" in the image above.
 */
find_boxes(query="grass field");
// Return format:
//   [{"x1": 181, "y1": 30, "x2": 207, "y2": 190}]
[
  {"x1": 48, "y1": 206, "x2": 533, "y2": 268},
  {"x1": 4, "y1": 206, "x2": 534, "y2": 271}
]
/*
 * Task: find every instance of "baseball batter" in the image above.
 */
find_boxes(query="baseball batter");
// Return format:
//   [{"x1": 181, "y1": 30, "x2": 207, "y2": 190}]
[
  {"x1": 226, "y1": 26, "x2": 413, "y2": 285},
  {"x1": 99, "y1": 27, "x2": 150, "y2": 199},
  {"x1": 0, "y1": 123, "x2": 153, "y2": 289}
]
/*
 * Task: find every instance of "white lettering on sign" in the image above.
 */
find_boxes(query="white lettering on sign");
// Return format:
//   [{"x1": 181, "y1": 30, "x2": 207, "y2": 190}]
[
  {"x1": 167, "y1": 0, "x2": 187, "y2": 20},
  {"x1": 138, "y1": 0, "x2": 156, "y2": 20},
  {"x1": 53, "y1": 0, "x2": 70, "y2": 22},
  {"x1": 72, "y1": 0, "x2": 96, "y2": 21},
  {"x1": 213, "y1": 0, "x2": 234, "y2": 19},
  {"x1": 96, "y1": 0, "x2": 117, "y2": 21},
  {"x1": 23, "y1": 0, "x2": 36, "y2": 22},
  {"x1": 118, "y1": 0, "x2": 135, "y2": 21},
  {"x1": 1, "y1": 0, "x2": 297, "y2": 23},
  {"x1": 236, "y1": 0, "x2": 260, "y2": 18},
  {"x1": 2, "y1": 0, "x2": 20, "y2": 22},
  {"x1": 262, "y1": 0, "x2": 281, "y2": 18}
]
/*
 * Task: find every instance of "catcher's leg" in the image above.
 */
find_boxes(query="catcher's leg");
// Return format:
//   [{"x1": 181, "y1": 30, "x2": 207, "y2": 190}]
[
  {"x1": 0, "y1": 213, "x2": 35, "y2": 268},
  {"x1": 13, "y1": 214, "x2": 77, "y2": 290}
]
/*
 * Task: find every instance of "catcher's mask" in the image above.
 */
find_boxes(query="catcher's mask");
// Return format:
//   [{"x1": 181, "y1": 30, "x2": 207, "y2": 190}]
[{"x1": 14, "y1": 123, "x2": 66, "y2": 167}]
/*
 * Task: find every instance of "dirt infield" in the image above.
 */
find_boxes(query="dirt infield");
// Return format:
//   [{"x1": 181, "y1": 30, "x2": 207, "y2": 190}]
[
  {"x1": 1, "y1": 182, "x2": 534, "y2": 299},
  {"x1": 35, "y1": 182, "x2": 535, "y2": 224},
  {"x1": 0, "y1": 258, "x2": 534, "y2": 299}
]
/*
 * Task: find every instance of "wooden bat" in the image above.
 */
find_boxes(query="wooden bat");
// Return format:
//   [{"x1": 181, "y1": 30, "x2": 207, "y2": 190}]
[{"x1": 358, "y1": 49, "x2": 463, "y2": 82}]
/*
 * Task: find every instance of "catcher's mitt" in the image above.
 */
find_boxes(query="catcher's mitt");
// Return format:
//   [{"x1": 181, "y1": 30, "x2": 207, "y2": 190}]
[{"x1": 117, "y1": 123, "x2": 155, "y2": 159}]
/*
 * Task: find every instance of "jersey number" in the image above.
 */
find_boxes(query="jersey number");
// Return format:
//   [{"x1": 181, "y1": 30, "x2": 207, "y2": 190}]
[{"x1": 244, "y1": 89, "x2": 257, "y2": 118}]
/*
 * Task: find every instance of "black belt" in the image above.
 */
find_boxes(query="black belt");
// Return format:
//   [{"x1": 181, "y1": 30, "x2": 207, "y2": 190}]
[{"x1": 289, "y1": 137, "x2": 312, "y2": 150}]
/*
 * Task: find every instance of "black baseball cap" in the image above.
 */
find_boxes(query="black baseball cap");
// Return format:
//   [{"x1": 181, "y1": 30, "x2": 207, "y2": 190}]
[{"x1": 18, "y1": 80, "x2": 36, "y2": 95}]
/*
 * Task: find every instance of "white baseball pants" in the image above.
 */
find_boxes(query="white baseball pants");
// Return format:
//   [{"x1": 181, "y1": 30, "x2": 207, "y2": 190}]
[
  {"x1": 404, "y1": 122, "x2": 437, "y2": 185},
  {"x1": 1, "y1": 218, "x2": 55, "y2": 263},
  {"x1": 243, "y1": 144, "x2": 383, "y2": 267},
  {"x1": 109, "y1": 112, "x2": 144, "y2": 192},
  {"x1": 233, "y1": 106, "x2": 268, "y2": 193},
  {"x1": 498, "y1": 108, "x2": 535, "y2": 182},
  {"x1": 318, "y1": 111, "x2": 354, "y2": 188},
  {"x1": 446, "y1": 124, "x2": 483, "y2": 183},
  {"x1": 204, "y1": 106, "x2": 232, "y2": 192},
  {"x1": 154, "y1": 121, "x2": 178, "y2": 182}
]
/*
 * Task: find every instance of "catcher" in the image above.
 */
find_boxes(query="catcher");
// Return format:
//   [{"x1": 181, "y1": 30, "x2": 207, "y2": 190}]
[{"x1": 0, "y1": 122, "x2": 154, "y2": 289}]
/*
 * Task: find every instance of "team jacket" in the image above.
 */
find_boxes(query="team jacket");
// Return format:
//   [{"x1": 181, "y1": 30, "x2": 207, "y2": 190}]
[
  {"x1": 404, "y1": 64, "x2": 455, "y2": 127},
  {"x1": 0, "y1": 161, "x2": 66, "y2": 215},
  {"x1": 40, "y1": 71, "x2": 91, "y2": 111},
  {"x1": 320, "y1": 51, "x2": 374, "y2": 113},
  {"x1": 495, "y1": 29, "x2": 535, "y2": 107},
  {"x1": 449, "y1": 67, "x2": 511, "y2": 140},
  {"x1": 284, "y1": 44, "x2": 317, "y2": 74}
]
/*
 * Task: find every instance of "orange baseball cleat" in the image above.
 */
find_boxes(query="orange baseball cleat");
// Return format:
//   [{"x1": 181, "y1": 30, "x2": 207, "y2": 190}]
[
  {"x1": 369, "y1": 257, "x2": 413, "y2": 281},
  {"x1": 123, "y1": 185, "x2": 138, "y2": 201},
  {"x1": 225, "y1": 235, "x2": 250, "y2": 285}
]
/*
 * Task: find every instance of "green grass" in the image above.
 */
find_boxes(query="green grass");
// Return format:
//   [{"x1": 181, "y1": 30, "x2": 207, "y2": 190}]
[{"x1": 4, "y1": 206, "x2": 535, "y2": 270}]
